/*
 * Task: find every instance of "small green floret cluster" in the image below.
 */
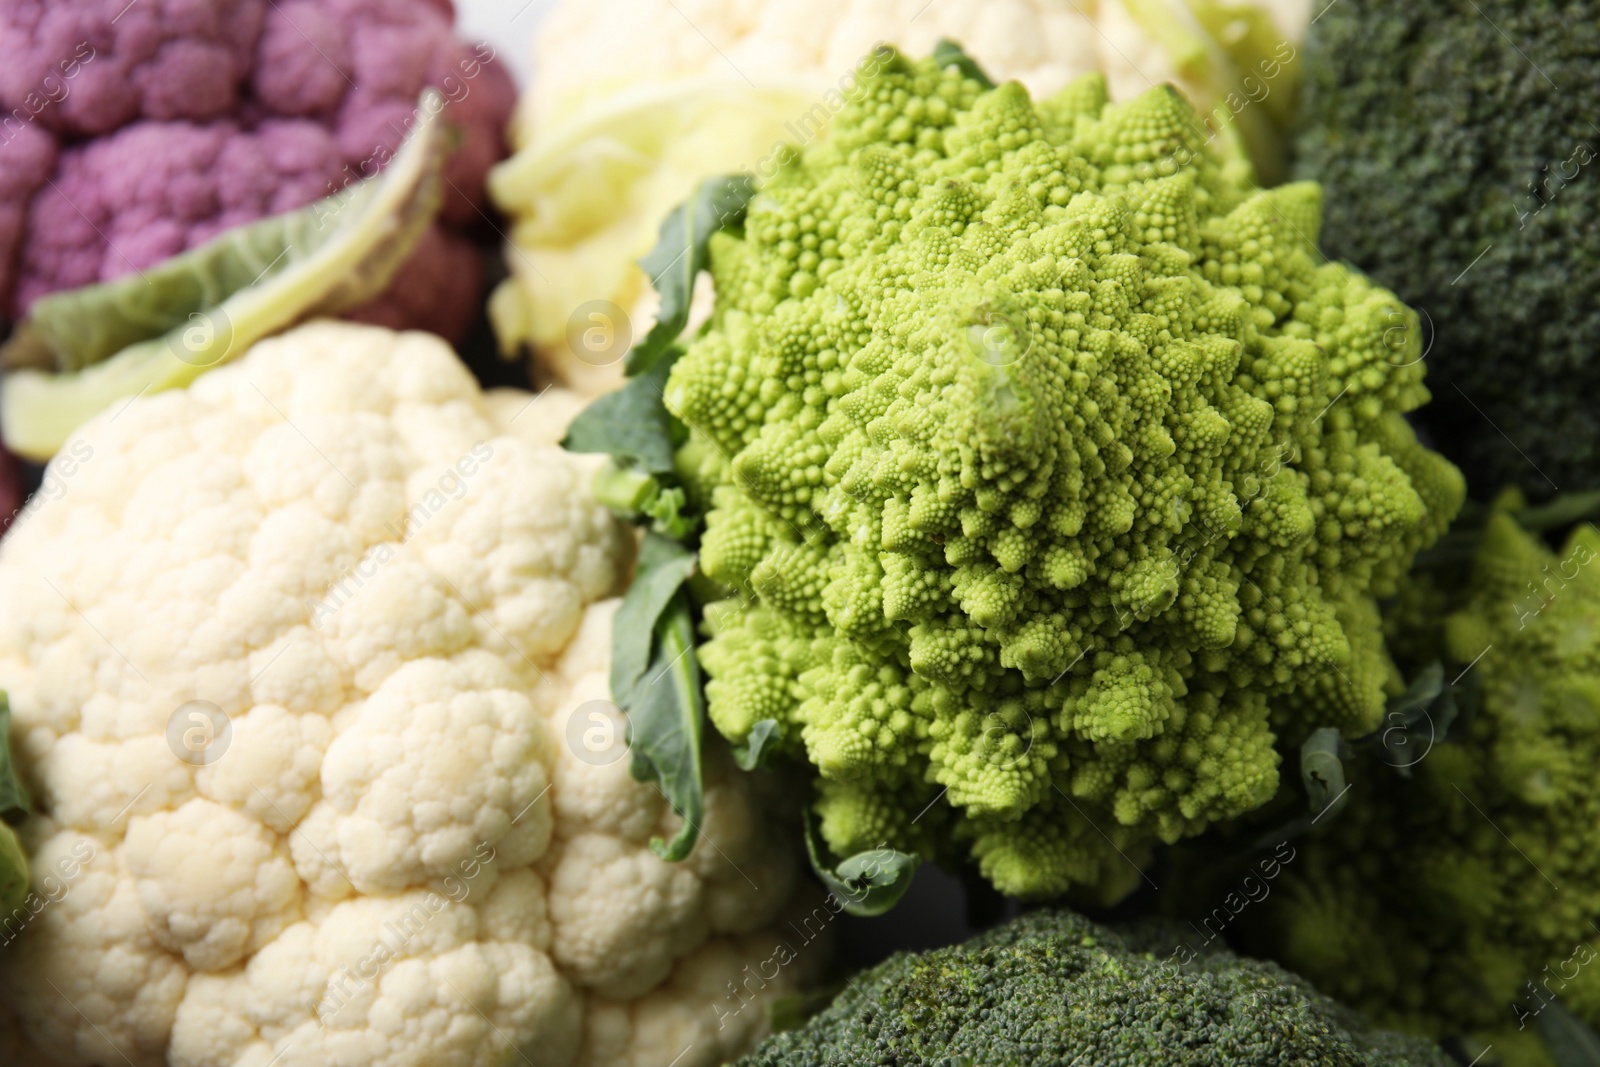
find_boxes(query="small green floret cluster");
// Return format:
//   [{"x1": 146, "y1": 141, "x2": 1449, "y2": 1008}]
[
  {"x1": 665, "y1": 51, "x2": 1464, "y2": 898},
  {"x1": 1259, "y1": 502, "x2": 1600, "y2": 1058}
]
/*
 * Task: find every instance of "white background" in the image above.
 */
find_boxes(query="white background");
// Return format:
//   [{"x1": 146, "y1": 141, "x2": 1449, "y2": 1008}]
[{"x1": 454, "y1": 0, "x2": 554, "y2": 86}]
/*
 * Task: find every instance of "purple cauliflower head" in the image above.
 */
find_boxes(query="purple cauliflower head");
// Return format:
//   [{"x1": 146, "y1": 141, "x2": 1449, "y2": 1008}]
[{"x1": 0, "y1": 0, "x2": 515, "y2": 343}]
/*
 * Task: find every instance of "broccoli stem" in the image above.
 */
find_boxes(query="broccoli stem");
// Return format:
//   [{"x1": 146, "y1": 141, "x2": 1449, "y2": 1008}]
[{"x1": 592, "y1": 462, "x2": 661, "y2": 516}]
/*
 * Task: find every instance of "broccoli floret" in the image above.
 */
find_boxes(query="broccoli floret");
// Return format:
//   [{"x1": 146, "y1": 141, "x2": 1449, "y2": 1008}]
[
  {"x1": 1255, "y1": 502, "x2": 1600, "y2": 1052},
  {"x1": 738, "y1": 908, "x2": 1453, "y2": 1067},
  {"x1": 668, "y1": 50, "x2": 1463, "y2": 899},
  {"x1": 1293, "y1": 0, "x2": 1600, "y2": 496}
]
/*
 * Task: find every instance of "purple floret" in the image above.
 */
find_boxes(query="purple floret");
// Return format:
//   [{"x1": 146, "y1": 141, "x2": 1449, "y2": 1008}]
[
  {"x1": 0, "y1": 0, "x2": 264, "y2": 134},
  {"x1": 14, "y1": 119, "x2": 343, "y2": 309},
  {"x1": 0, "y1": 122, "x2": 55, "y2": 314},
  {"x1": 0, "y1": 0, "x2": 515, "y2": 343}
]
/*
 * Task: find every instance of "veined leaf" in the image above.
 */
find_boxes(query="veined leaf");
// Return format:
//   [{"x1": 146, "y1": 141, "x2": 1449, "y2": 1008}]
[
  {"x1": 629, "y1": 174, "x2": 756, "y2": 375},
  {"x1": 610, "y1": 533, "x2": 698, "y2": 703},
  {"x1": 731, "y1": 718, "x2": 781, "y2": 771},
  {"x1": 803, "y1": 807, "x2": 920, "y2": 917},
  {"x1": 627, "y1": 592, "x2": 706, "y2": 861},
  {"x1": 1369, "y1": 661, "x2": 1458, "y2": 778},
  {"x1": 564, "y1": 177, "x2": 766, "y2": 865},
  {"x1": 563, "y1": 350, "x2": 681, "y2": 474}
]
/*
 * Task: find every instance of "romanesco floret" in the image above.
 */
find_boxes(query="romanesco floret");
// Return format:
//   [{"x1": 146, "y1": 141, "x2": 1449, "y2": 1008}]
[
  {"x1": 666, "y1": 51, "x2": 1463, "y2": 898},
  {"x1": 1255, "y1": 503, "x2": 1600, "y2": 1056}
]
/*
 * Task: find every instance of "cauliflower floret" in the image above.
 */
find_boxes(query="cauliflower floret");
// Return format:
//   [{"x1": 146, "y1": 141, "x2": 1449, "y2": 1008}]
[
  {"x1": 0, "y1": 321, "x2": 816, "y2": 1067},
  {"x1": 536, "y1": 600, "x2": 801, "y2": 1000},
  {"x1": 3, "y1": 829, "x2": 188, "y2": 1067},
  {"x1": 292, "y1": 654, "x2": 556, "y2": 899},
  {"x1": 195, "y1": 700, "x2": 334, "y2": 832},
  {"x1": 121, "y1": 798, "x2": 303, "y2": 971},
  {"x1": 170, "y1": 890, "x2": 582, "y2": 1067},
  {"x1": 579, "y1": 923, "x2": 832, "y2": 1067}
]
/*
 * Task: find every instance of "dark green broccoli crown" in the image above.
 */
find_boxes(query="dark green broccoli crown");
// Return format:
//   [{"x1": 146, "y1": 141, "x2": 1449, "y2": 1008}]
[
  {"x1": 1295, "y1": 0, "x2": 1600, "y2": 496},
  {"x1": 739, "y1": 909, "x2": 1452, "y2": 1066}
]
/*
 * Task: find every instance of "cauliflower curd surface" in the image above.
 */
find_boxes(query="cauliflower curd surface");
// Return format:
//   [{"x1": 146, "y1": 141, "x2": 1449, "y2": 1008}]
[{"x1": 0, "y1": 321, "x2": 811, "y2": 1067}]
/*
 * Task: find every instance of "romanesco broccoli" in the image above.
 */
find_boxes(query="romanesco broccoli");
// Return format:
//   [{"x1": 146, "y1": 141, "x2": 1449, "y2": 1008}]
[
  {"x1": 737, "y1": 908, "x2": 1453, "y2": 1066},
  {"x1": 666, "y1": 50, "x2": 1464, "y2": 898},
  {"x1": 1252, "y1": 499, "x2": 1600, "y2": 1059}
]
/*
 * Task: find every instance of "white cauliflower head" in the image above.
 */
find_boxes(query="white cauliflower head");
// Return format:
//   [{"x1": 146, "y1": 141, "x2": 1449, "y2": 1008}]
[
  {"x1": 488, "y1": 0, "x2": 1312, "y2": 396},
  {"x1": 0, "y1": 321, "x2": 815, "y2": 1067}
]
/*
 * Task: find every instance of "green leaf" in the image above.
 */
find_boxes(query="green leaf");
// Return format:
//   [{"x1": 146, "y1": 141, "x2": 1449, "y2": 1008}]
[
  {"x1": 562, "y1": 352, "x2": 682, "y2": 474},
  {"x1": 932, "y1": 39, "x2": 996, "y2": 90},
  {"x1": 629, "y1": 174, "x2": 756, "y2": 376},
  {"x1": 0, "y1": 693, "x2": 29, "y2": 827},
  {"x1": 0, "y1": 823, "x2": 26, "y2": 919},
  {"x1": 560, "y1": 178, "x2": 764, "y2": 871},
  {"x1": 802, "y1": 807, "x2": 920, "y2": 917},
  {"x1": 610, "y1": 533, "x2": 698, "y2": 704},
  {"x1": 564, "y1": 338, "x2": 702, "y2": 534},
  {"x1": 1386, "y1": 661, "x2": 1445, "y2": 719},
  {"x1": 0, "y1": 694, "x2": 29, "y2": 920},
  {"x1": 1, "y1": 88, "x2": 453, "y2": 461},
  {"x1": 1541, "y1": 1001, "x2": 1600, "y2": 1066},
  {"x1": 563, "y1": 229, "x2": 717, "y2": 534},
  {"x1": 627, "y1": 592, "x2": 706, "y2": 861},
  {"x1": 730, "y1": 718, "x2": 781, "y2": 771},
  {"x1": 1368, "y1": 662, "x2": 1456, "y2": 778}
]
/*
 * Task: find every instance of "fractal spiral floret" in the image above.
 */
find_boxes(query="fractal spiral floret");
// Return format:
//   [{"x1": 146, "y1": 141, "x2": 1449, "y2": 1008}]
[
  {"x1": 664, "y1": 51, "x2": 1463, "y2": 898},
  {"x1": 1254, "y1": 505, "x2": 1600, "y2": 1062}
]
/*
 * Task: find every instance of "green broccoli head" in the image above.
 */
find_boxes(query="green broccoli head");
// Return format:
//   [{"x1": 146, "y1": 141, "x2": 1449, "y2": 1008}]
[
  {"x1": 1294, "y1": 0, "x2": 1600, "y2": 496},
  {"x1": 669, "y1": 50, "x2": 1464, "y2": 898},
  {"x1": 738, "y1": 908, "x2": 1453, "y2": 1067},
  {"x1": 1256, "y1": 503, "x2": 1600, "y2": 1051}
]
